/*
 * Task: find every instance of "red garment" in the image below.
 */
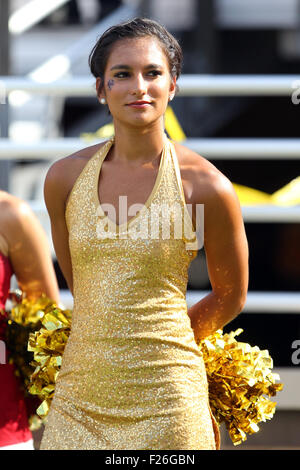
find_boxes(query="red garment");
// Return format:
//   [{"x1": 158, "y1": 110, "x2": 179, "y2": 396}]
[{"x1": 0, "y1": 253, "x2": 32, "y2": 447}]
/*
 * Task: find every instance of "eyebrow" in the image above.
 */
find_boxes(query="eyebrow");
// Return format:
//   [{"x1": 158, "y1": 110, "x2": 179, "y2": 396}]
[{"x1": 110, "y1": 63, "x2": 163, "y2": 71}]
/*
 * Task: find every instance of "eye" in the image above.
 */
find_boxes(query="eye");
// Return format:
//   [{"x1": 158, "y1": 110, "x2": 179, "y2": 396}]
[
  {"x1": 147, "y1": 70, "x2": 162, "y2": 77},
  {"x1": 113, "y1": 71, "x2": 130, "y2": 78}
]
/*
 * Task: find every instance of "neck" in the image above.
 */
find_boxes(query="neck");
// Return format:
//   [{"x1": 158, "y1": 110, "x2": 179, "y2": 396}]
[{"x1": 111, "y1": 118, "x2": 166, "y2": 166}]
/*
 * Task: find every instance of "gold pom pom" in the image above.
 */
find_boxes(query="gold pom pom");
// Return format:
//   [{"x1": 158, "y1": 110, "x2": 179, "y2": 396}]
[
  {"x1": 4, "y1": 291, "x2": 64, "y2": 428},
  {"x1": 27, "y1": 306, "x2": 71, "y2": 418},
  {"x1": 198, "y1": 329, "x2": 283, "y2": 445},
  {"x1": 23, "y1": 296, "x2": 283, "y2": 445}
]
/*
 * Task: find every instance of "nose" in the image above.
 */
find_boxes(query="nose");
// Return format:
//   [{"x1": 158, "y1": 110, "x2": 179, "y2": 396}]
[{"x1": 130, "y1": 73, "x2": 147, "y2": 96}]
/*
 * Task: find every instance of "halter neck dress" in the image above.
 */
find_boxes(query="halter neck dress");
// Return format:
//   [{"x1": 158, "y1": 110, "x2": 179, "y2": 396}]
[{"x1": 40, "y1": 136, "x2": 219, "y2": 450}]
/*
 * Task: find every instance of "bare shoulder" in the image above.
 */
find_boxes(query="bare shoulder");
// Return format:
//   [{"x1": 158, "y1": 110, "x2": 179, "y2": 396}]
[
  {"x1": 44, "y1": 141, "x2": 106, "y2": 206},
  {"x1": 45, "y1": 141, "x2": 106, "y2": 185},
  {"x1": 173, "y1": 141, "x2": 239, "y2": 206},
  {"x1": 0, "y1": 191, "x2": 30, "y2": 223},
  {"x1": 0, "y1": 191, "x2": 37, "y2": 240}
]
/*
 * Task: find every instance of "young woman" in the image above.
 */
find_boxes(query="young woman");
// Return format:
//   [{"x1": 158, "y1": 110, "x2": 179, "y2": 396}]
[
  {"x1": 40, "y1": 18, "x2": 248, "y2": 450},
  {"x1": 0, "y1": 191, "x2": 59, "y2": 449}
]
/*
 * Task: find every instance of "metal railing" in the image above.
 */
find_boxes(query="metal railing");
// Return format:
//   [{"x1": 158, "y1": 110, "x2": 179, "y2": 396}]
[
  {"x1": 2, "y1": 137, "x2": 300, "y2": 159},
  {"x1": 1, "y1": 74, "x2": 300, "y2": 95},
  {"x1": 1, "y1": 73, "x2": 299, "y2": 409},
  {"x1": 56, "y1": 289, "x2": 300, "y2": 314},
  {"x1": 58, "y1": 289, "x2": 300, "y2": 410},
  {"x1": 28, "y1": 198, "x2": 300, "y2": 224},
  {"x1": 2, "y1": 74, "x2": 298, "y2": 223}
]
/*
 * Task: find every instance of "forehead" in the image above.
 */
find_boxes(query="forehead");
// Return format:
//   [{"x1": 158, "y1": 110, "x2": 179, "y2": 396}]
[{"x1": 106, "y1": 37, "x2": 168, "y2": 69}]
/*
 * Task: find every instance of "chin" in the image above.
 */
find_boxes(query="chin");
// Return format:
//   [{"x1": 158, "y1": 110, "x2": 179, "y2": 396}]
[{"x1": 121, "y1": 113, "x2": 162, "y2": 128}]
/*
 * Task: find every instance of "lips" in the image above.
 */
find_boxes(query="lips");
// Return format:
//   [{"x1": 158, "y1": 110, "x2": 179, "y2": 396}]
[{"x1": 127, "y1": 100, "x2": 152, "y2": 107}]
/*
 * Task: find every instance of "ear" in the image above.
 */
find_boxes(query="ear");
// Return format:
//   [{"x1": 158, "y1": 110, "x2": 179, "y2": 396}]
[
  {"x1": 169, "y1": 76, "x2": 177, "y2": 100},
  {"x1": 96, "y1": 77, "x2": 106, "y2": 102}
]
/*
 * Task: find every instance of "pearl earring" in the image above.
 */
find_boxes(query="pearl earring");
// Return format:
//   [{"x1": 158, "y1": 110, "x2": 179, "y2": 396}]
[
  {"x1": 100, "y1": 98, "x2": 107, "y2": 105},
  {"x1": 169, "y1": 95, "x2": 174, "y2": 102}
]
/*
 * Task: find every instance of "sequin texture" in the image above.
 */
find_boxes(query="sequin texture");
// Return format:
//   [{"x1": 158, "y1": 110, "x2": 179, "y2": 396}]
[{"x1": 40, "y1": 136, "x2": 218, "y2": 450}]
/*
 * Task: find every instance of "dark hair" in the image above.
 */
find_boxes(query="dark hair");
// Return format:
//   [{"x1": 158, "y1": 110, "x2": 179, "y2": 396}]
[{"x1": 88, "y1": 17, "x2": 183, "y2": 93}]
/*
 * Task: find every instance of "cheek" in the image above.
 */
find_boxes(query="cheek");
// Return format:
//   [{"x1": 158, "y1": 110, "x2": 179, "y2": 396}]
[
  {"x1": 106, "y1": 80, "x2": 128, "y2": 97},
  {"x1": 150, "y1": 78, "x2": 171, "y2": 99},
  {"x1": 107, "y1": 79, "x2": 115, "y2": 91}
]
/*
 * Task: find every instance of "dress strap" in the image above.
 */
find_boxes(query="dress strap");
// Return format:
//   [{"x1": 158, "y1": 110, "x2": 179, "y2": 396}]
[
  {"x1": 167, "y1": 139, "x2": 202, "y2": 250},
  {"x1": 65, "y1": 138, "x2": 114, "y2": 227}
]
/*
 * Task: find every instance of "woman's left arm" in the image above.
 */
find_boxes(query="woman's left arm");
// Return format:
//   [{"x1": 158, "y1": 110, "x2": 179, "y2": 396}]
[{"x1": 187, "y1": 172, "x2": 249, "y2": 342}]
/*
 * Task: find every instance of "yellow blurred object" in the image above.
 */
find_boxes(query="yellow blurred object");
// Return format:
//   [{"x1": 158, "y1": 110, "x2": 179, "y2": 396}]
[
  {"x1": 271, "y1": 176, "x2": 300, "y2": 206},
  {"x1": 81, "y1": 123, "x2": 114, "y2": 141},
  {"x1": 232, "y1": 184, "x2": 273, "y2": 206},
  {"x1": 164, "y1": 106, "x2": 186, "y2": 142},
  {"x1": 233, "y1": 177, "x2": 300, "y2": 207}
]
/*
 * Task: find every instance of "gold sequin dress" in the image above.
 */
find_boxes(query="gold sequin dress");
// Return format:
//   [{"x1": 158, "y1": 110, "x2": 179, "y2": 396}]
[{"x1": 40, "y1": 135, "x2": 219, "y2": 450}]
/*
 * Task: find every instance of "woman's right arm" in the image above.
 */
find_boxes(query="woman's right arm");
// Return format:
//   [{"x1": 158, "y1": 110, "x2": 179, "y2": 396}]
[
  {"x1": 44, "y1": 160, "x2": 74, "y2": 295},
  {"x1": 2, "y1": 195, "x2": 60, "y2": 303}
]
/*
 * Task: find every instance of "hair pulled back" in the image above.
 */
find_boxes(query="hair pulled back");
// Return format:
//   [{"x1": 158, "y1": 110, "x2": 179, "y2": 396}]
[{"x1": 88, "y1": 17, "x2": 183, "y2": 92}]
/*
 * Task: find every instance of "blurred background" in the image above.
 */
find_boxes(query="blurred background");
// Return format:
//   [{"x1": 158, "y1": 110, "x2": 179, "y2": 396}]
[{"x1": 0, "y1": 0, "x2": 299, "y2": 450}]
